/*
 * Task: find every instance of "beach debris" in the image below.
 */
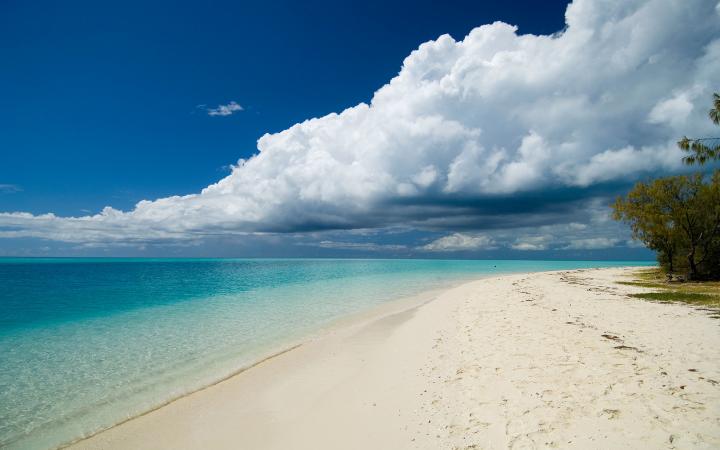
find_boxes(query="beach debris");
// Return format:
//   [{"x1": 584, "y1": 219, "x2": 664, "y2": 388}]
[{"x1": 614, "y1": 345, "x2": 643, "y2": 352}]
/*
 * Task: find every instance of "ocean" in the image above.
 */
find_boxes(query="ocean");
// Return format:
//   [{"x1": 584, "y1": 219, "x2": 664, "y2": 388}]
[{"x1": 0, "y1": 258, "x2": 654, "y2": 449}]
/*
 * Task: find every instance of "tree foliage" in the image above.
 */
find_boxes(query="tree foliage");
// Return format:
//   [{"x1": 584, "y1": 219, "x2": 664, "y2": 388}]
[
  {"x1": 678, "y1": 92, "x2": 720, "y2": 165},
  {"x1": 613, "y1": 172, "x2": 720, "y2": 279},
  {"x1": 678, "y1": 137, "x2": 720, "y2": 165},
  {"x1": 613, "y1": 92, "x2": 720, "y2": 280}
]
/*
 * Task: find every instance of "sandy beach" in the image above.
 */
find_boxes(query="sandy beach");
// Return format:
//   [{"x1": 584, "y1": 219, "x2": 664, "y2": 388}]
[{"x1": 69, "y1": 267, "x2": 720, "y2": 449}]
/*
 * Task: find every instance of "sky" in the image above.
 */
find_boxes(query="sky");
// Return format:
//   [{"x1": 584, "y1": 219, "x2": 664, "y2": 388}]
[{"x1": 0, "y1": 0, "x2": 718, "y2": 258}]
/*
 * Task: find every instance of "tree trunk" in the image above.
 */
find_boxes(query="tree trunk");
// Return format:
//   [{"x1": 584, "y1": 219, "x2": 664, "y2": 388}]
[{"x1": 687, "y1": 248, "x2": 698, "y2": 280}]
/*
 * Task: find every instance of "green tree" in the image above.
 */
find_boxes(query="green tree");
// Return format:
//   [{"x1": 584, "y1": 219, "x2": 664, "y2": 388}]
[
  {"x1": 613, "y1": 172, "x2": 720, "y2": 279},
  {"x1": 678, "y1": 92, "x2": 720, "y2": 165},
  {"x1": 614, "y1": 92, "x2": 720, "y2": 280},
  {"x1": 613, "y1": 173, "x2": 720, "y2": 279},
  {"x1": 612, "y1": 180, "x2": 678, "y2": 273},
  {"x1": 711, "y1": 92, "x2": 720, "y2": 125}
]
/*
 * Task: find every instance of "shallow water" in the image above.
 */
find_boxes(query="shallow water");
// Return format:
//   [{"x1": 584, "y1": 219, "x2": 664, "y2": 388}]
[{"x1": 0, "y1": 258, "x2": 654, "y2": 449}]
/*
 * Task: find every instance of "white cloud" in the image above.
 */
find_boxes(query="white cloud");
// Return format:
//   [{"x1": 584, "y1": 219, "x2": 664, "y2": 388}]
[
  {"x1": 206, "y1": 101, "x2": 243, "y2": 116},
  {"x1": 511, "y1": 236, "x2": 550, "y2": 251},
  {"x1": 421, "y1": 233, "x2": 495, "y2": 251},
  {"x1": 310, "y1": 240, "x2": 407, "y2": 252},
  {"x1": 563, "y1": 237, "x2": 620, "y2": 250},
  {"x1": 625, "y1": 239, "x2": 646, "y2": 248},
  {"x1": 648, "y1": 90, "x2": 696, "y2": 127},
  {"x1": 1, "y1": 0, "x2": 718, "y2": 245}
]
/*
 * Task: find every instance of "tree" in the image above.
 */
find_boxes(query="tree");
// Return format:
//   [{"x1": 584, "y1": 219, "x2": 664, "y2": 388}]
[
  {"x1": 612, "y1": 181, "x2": 678, "y2": 272},
  {"x1": 613, "y1": 173, "x2": 720, "y2": 279},
  {"x1": 711, "y1": 92, "x2": 720, "y2": 125},
  {"x1": 678, "y1": 92, "x2": 720, "y2": 165},
  {"x1": 613, "y1": 92, "x2": 720, "y2": 280}
]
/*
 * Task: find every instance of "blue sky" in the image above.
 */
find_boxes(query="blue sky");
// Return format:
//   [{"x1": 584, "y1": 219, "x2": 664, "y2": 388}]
[
  {"x1": 1, "y1": 0, "x2": 718, "y2": 258},
  {"x1": 1, "y1": 0, "x2": 569, "y2": 216}
]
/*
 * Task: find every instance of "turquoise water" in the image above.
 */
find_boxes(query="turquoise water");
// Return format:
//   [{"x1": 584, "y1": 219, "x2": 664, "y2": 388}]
[{"x1": 0, "y1": 258, "x2": 654, "y2": 449}]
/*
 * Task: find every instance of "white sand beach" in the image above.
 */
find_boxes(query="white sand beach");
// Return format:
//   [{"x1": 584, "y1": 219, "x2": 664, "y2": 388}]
[{"x1": 69, "y1": 267, "x2": 720, "y2": 449}]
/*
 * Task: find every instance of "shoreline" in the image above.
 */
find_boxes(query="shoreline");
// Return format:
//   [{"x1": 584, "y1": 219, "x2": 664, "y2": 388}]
[
  {"x1": 57, "y1": 267, "x2": 622, "y2": 448},
  {"x1": 70, "y1": 266, "x2": 720, "y2": 449},
  {"x1": 55, "y1": 279, "x2": 466, "y2": 449}
]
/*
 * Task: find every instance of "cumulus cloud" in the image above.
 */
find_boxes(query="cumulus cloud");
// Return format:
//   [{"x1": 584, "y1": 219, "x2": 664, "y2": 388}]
[
  {"x1": 563, "y1": 237, "x2": 620, "y2": 250},
  {"x1": 205, "y1": 101, "x2": 243, "y2": 116},
  {"x1": 421, "y1": 233, "x2": 496, "y2": 252},
  {"x1": 1, "y1": 0, "x2": 719, "y2": 246},
  {"x1": 648, "y1": 89, "x2": 697, "y2": 127},
  {"x1": 511, "y1": 236, "x2": 551, "y2": 251}
]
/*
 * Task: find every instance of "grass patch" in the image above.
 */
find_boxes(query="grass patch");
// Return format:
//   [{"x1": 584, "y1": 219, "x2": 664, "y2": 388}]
[
  {"x1": 617, "y1": 281, "x2": 663, "y2": 289},
  {"x1": 629, "y1": 292, "x2": 718, "y2": 304},
  {"x1": 620, "y1": 268, "x2": 720, "y2": 309},
  {"x1": 633, "y1": 268, "x2": 665, "y2": 281}
]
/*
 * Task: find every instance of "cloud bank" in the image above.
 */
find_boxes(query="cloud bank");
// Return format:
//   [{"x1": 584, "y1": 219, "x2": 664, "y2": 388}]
[{"x1": 2, "y1": 0, "x2": 719, "y2": 249}]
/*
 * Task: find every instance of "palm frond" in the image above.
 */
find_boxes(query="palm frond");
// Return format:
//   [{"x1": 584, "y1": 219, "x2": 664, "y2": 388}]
[
  {"x1": 710, "y1": 92, "x2": 720, "y2": 125},
  {"x1": 678, "y1": 137, "x2": 720, "y2": 165}
]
